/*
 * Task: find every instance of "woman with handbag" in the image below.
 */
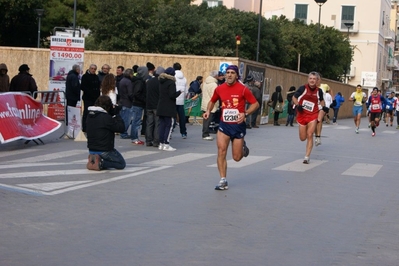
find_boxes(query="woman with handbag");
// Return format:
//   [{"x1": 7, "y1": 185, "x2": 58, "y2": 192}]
[{"x1": 271, "y1": 85, "x2": 284, "y2": 126}]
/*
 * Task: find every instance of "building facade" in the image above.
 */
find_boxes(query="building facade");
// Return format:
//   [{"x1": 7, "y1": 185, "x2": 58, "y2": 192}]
[{"x1": 194, "y1": 0, "x2": 399, "y2": 91}]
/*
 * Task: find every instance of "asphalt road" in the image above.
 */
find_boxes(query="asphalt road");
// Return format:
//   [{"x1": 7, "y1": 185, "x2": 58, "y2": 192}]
[{"x1": 1, "y1": 117, "x2": 398, "y2": 266}]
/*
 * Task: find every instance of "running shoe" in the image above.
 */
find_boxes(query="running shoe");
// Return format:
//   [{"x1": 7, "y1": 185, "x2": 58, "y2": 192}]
[
  {"x1": 386, "y1": 124, "x2": 388, "y2": 127},
  {"x1": 182, "y1": 134, "x2": 187, "y2": 139},
  {"x1": 368, "y1": 123, "x2": 371, "y2": 128},
  {"x1": 158, "y1": 144, "x2": 164, "y2": 150},
  {"x1": 303, "y1": 156, "x2": 310, "y2": 164},
  {"x1": 315, "y1": 137, "x2": 321, "y2": 146},
  {"x1": 215, "y1": 178, "x2": 228, "y2": 190},
  {"x1": 355, "y1": 128, "x2": 359, "y2": 134},
  {"x1": 203, "y1": 136, "x2": 214, "y2": 141},
  {"x1": 372, "y1": 132, "x2": 376, "y2": 137},
  {"x1": 163, "y1": 144, "x2": 176, "y2": 151},
  {"x1": 132, "y1": 140, "x2": 145, "y2": 145},
  {"x1": 243, "y1": 141, "x2": 250, "y2": 157}
]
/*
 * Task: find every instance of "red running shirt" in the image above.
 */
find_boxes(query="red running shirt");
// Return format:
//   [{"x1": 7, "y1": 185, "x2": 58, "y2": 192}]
[{"x1": 210, "y1": 81, "x2": 257, "y2": 124}]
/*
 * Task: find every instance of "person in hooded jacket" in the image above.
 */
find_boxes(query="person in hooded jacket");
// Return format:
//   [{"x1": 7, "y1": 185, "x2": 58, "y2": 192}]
[
  {"x1": 0, "y1": 63, "x2": 9, "y2": 92},
  {"x1": 201, "y1": 70, "x2": 219, "y2": 140},
  {"x1": 81, "y1": 64, "x2": 101, "y2": 133},
  {"x1": 270, "y1": 85, "x2": 284, "y2": 126},
  {"x1": 173, "y1": 62, "x2": 188, "y2": 138},
  {"x1": 9, "y1": 64, "x2": 38, "y2": 98},
  {"x1": 65, "y1": 64, "x2": 81, "y2": 107},
  {"x1": 86, "y1": 95, "x2": 126, "y2": 171},
  {"x1": 130, "y1": 66, "x2": 147, "y2": 145},
  {"x1": 157, "y1": 67, "x2": 182, "y2": 151}
]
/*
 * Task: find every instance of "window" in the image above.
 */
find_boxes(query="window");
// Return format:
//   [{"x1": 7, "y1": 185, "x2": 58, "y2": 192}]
[
  {"x1": 295, "y1": 4, "x2": 308, "y2": 23},
  {"x1": 203, "y1": 0, "x2": 222, "y2": 7},
  {"x1": 341, "y1": 6, "x2": 355, "y2": 30}
]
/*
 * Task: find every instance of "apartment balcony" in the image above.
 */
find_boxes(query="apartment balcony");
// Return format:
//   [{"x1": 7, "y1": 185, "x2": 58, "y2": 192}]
[
  {"x1": 384, "y1": 29, "x2": 395, "y2": 43},
  {"x1": 387, "y1": 58, "x2": 397, "y2": 70},
  {"x1": 339, "y1": 21, "x2": 359, "y2": 33}
]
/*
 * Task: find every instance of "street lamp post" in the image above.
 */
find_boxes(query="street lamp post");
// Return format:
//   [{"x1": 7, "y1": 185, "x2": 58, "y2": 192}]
[
  {"x1": 256, "y1": 0, "x2": 263, "y2": 62},
  {"x1": 73, "y1": 0, "x2": 77, "y2": 37},
  {"x1": 235, "y1": 35, "x2": 241, "y2": 57},
  {"x1": 35, "y1": 9, "x2": 44, "y2": 48},
  {"x1": 314, "y1": 0, "x2": 327, "y2": 34}
]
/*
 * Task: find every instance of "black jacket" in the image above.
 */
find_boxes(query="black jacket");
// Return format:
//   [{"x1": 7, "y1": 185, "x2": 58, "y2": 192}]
[
  {"x1": 81, "y1": 70, "x2": 100, "y2": 102},
  {"x1": 9, "y1": 72, "x2": 38, "y2": 98},
  {"x1": 65, "y1": 70, "x2": 80, "y2": 102},
  {"x1": 157, "y1": 73, "x2": 181, "y2": 117},
  {"x1": 131, "y1": 76, "x2": 146, "y2": 108},
  {"x1": 118, "y1": 76, "x2": 134, "y2": 108},
  {"x1": 86, "y1": 106, "x2": 125, "y2": 152},
  {"x1": 146, "y1": 74, "x2": 160, "y2": 110}
]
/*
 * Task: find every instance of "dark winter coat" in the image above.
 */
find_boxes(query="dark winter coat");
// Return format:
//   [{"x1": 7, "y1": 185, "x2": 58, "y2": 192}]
[
  {"x1": 0, "y1": 63, "x2": 9, "y2": 92},
  {"x1": 157, "y1": 73, "x2": 181, "y2": 117},
  {"x1": 86, "y1": 106, "x2": 125, "y2": 152},
  {"x1": 131, "y1": 75, "x2": 146, "y2": 108},
  {"x1": 146, "y1": 74, "x2": 160, "y2": 110},
  {"x1": 81, "y1": 70, "x2": 100, "y2": 102},
  {"x1": 118, "y1": 76, "x2": 134, "y2": 108},
  {"x1": 65, "y1": 69, "x2": 80, "y2": 102},
  {"x1": 271, "y1": 86, "x2": 284, "y2": 110},
  {"x1": 9, "y1": 71, "x2": 38, "y2": 98}
]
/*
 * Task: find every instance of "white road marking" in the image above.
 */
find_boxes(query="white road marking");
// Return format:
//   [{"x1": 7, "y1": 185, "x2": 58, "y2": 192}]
[
  {"x1": 0, "y1": 148, "x2": 39, "y2": 158},
  {"x1": 207, "y1": 156, "x2": 271, "y2": 168},
  {"x1": 6, "y1": 150, "x2": 86, "y2": 163},
  {"x1": 341, "y1": 163, "x2": 382, "y2": 177},
  {"x1": 0, "y1": 167, "x2": 149, "y2": 179},
  {"x1": 17, "y1": 181, "x2": 93, "y2": 192},
  {"x1": 71, "y1": 150, "x2": 159, "y2": 163},
  {"x1": 273, "y1": 159, "x2": 327, "y2": 172},
  {"x1": 141, "y1": 153, "x2": 215, "y2": 166},
  {"x1": 381, "y1": 130, "x2": 396, "y2": 134}
]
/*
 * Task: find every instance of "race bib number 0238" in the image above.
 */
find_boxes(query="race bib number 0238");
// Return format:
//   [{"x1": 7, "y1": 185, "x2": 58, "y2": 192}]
[{"x1": 222, "y1": 108, "x2": 239, "y2": 122}]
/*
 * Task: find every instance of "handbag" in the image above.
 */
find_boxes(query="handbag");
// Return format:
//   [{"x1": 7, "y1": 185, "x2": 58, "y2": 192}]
[{"x1": 274, "y1": 93, "x2": 283, "y2": 112}]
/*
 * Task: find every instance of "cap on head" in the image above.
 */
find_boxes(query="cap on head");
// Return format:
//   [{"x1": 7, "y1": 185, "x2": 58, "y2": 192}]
[
  {"x1": 226, "y1": 65, "x2": 240, "y2": 79},
  {"x1": 18, "y1": 64, "x2": 30, "y2": 72},
  {"x1": 218, "y1": 71, "x2": 224, "y2": 77},
  {"x1": 246, "y1": 75, "x2": 254, "y2": 82},
  {"x1": 165, "y1": 67, "x2": 175, "y2": 76},
  {"x1": 155, "y1": 66, "x2": 165, "y2": 75}
]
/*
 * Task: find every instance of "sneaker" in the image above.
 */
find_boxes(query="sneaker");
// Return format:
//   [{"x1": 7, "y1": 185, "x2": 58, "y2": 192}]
[
  {"x1": 355, "y1": 128, "x2": 359, "y2": 134},
  {"x1": 120, "y1": 134, "x2": 131, "y2": 139},
  {"x1": 368, "y1": 123, "x2": 371, "y2": 128},
  {"x1": 146, "y1": 142, "x2": 153, "y2": 147},
  {"x1": 182, "y1": 134, "x2": 187, "y2": 139},
  {"x1": 386, "y1": 124, "x2": 388, "y2": 127},
  {"x1": 203, "y1": 136, "x2": 214, "y2": 141},
  {"x1": 87, "y1": 154, "x2": 102, "y2": 171},
  {"x1": 163, "y1": 144, "x2": 176, "y2": 151},
  {"x1": 158, "y1": 144, "x2": 164, "y2": 150},
  {"x1": 372, "y1": 132, "x2": 375, "y2": 137},
  {"x1": 132, "y1": 140, "x2": 145, "y2": 145},
  {"x1": 215, "y1": 178, "x2": 228, "y2": 190},
  {"x1": 243, "y1": 141, "x2": 249, "y2": 157},
  {"x1": 315, "y1": 137, "x2": 321, "y2": 146},
  {"x1": 303, "y1": 156, "x2": 310, "y2": 164}
]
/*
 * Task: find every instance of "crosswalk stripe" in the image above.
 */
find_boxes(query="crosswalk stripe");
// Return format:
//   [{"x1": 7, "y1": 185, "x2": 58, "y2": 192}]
[
  {"x1": 341, "y1": 163, "x2": 382, "y2": 177},
  {"x1": 381, "y1": 130, "x2": 396, "y2": 134},
  {"x1": 207, "y1": 156, "x2": 271, "y2": 168},
  {"x1": 0, "y1": 167, "x2": 150, "y2": 179},
  {"x1": 71, "y1": 150, "x2": 159, "y2": 163},
  {"x1": 7, "y1": 150, "x2": 86, "y2": 163},
  {"x1": 0, "y1": 148, "x2": 39, "y2": 158},
  {"x1": 273, "y1": 159, "x2": 327, "y2": 172},
  {"x1": 141, "y1": 153, "x2": 215, "y2": 166},
  {"x1": 17, "y1": 181, "x2": 93, "y2": 192}
]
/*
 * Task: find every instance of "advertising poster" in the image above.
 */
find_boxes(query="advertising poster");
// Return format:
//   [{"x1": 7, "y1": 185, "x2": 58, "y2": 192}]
[{"x1": 49, "y1": 36, "x2": 84, "y2": 137}]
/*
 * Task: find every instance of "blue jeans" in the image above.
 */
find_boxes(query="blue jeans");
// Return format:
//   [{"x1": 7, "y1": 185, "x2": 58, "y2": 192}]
[
  {"x1": 131, "y1": 106, "x2": 143, "y2": 141},
  {"x1": 100, "y1": 149, "x2": 126, "y2": 170},
  {"x1": 175, "y1": 105, "x2": 187, "y2": 135},
  {"x1": 120, "y1": 106, "x2": 133, "y2": 138}
]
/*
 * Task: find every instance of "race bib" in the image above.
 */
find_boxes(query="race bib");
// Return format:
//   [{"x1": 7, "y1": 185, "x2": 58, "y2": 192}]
[
  {"x1": 222, "y1": 108, "x2": 239, "y2": 122},
  {"x1": 371, "y1": 104, "x2": 380, "y2": 110},
  {"x1": 302, "y1": 100, "x2": 315, "y2": 112}
]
